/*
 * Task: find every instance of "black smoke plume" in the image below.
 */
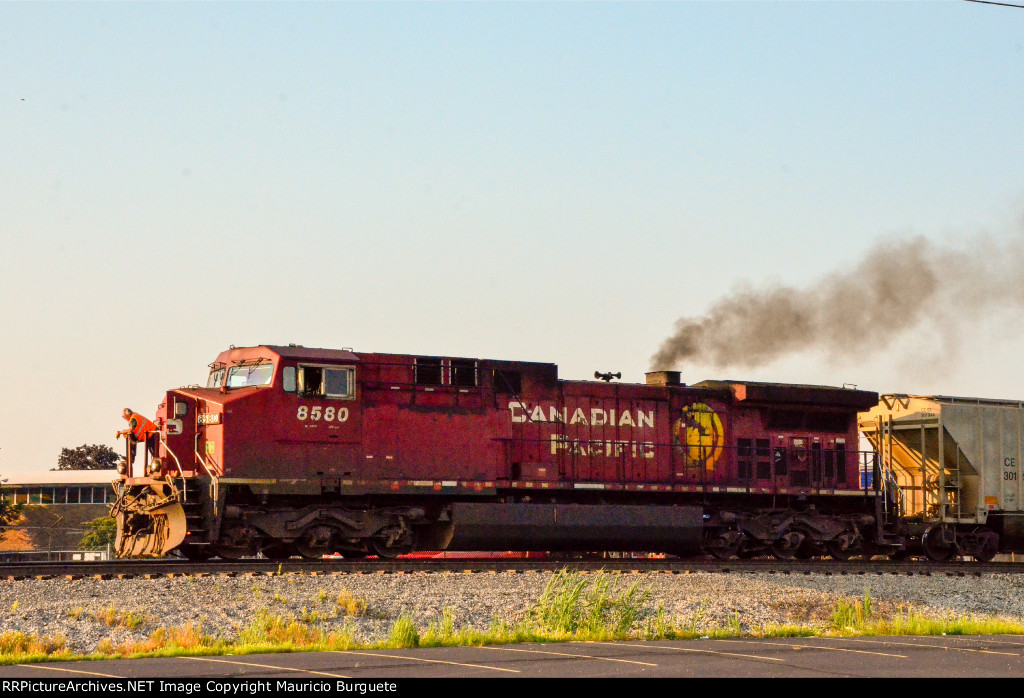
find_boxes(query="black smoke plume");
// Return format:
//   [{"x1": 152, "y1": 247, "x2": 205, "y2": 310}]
[{"x1": 651, "y1": 234, "x2": 1022, "y2": 371}]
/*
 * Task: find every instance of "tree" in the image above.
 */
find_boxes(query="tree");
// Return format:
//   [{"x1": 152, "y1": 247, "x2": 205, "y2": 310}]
[
  {"x1": 80, "y1": 516, "x2": 117, "y2": 550},
  {"x1": 0, "y1": 488, "x2": 20, "y2": 535},
  {"x1": 0, "y1": 453, "x2": 18, "y2": 533},
  {"x1": 54, "y1": 444, "x2": 120, "y2": 471}
]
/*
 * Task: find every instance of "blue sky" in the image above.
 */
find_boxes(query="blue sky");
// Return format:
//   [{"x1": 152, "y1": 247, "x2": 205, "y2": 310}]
[{"x1": 2, "y1": 1, "x2": 1023, "y2": 475}]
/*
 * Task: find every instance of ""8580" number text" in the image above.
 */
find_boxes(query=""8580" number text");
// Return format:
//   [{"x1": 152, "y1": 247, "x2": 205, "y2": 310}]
[{"x1": 296, "y1": 405, "x2": 350, "y2": 422}]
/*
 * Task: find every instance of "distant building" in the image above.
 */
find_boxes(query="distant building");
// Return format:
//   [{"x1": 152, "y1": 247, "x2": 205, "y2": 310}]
[
  {"x1": 0, "y1": 470, "x2": 118, "y2": 560},
  {"x1": 1, "y1": 469, "x2": 118, "y2": 506}
]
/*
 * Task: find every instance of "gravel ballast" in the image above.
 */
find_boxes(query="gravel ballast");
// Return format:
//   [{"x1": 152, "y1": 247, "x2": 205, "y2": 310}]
[{"x1": 2, "y1": 571, "x2": 1023, "y2": 654}]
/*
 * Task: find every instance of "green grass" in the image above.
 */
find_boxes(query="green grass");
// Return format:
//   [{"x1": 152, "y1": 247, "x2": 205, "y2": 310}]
[
  {"x1": 0, "y1": 630, "x2": 68, "y2": 658},
  {"x1": 95, "y1": 607, "x2": 149, "y2": 629},
  {"x1": 4, "y1": 572, "x2": 1024, "y2": 665},
  {"x1": 386, "y1": 614, "x2": 420, "y2": 648},
  {"x1": 526, "y1": 569, "x2": 653, "y2": 640},
  {"x1": 828, "y1": 591, "x2": 1024, "y2": 636}
]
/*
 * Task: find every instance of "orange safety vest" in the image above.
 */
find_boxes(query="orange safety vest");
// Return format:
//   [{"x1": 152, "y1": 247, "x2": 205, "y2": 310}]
[{"x1": 129, "y1": 413, "x2": 158, "y2": 441}]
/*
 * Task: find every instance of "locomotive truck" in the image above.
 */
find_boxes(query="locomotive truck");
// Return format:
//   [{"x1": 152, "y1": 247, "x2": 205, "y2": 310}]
[{"x1": 114, "y1": 344, "x2": 901, "y2": 561}]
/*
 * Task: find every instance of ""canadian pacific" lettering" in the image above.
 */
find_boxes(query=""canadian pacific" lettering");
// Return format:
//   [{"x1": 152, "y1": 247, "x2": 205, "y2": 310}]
[
  {"x1": 550, "y1": 435, "x2": 656, "y2": 459},
  {"x1": 508, "y1": 402, "x2": 655, "y2": 428}
]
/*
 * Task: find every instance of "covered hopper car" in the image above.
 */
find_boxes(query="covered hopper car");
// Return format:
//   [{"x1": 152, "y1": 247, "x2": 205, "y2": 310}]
[
  {"x1": 861, "y1": 394, "x2": 1024, "y2": 562},
  {"x1": 113, "y1": 344, "x2": 900, "y2": 561}
]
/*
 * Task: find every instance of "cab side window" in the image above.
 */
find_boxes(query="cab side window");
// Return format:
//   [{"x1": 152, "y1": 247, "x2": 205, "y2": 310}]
[
  {"x1": 300, "y1": 366, "x2": 324, "y2": 397},
  {"x1": 297, "y1": 365, "x2": 354, "y2": 399},
  {"x1": 324, "y1": 368, "x2": 351, "y2": 397}
]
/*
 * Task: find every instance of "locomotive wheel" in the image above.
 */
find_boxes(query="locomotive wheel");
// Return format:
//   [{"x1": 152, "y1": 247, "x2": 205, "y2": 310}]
[
  {"x1": 178, "y1": 543, "x2": 214, "y2": 561},
  {"x1": 922, "y1": 525, "x2": 957, "y2": 562},
  {"x1": 795, "y1": 536, "x2": 821, "y2": 560},
  {"x1": 736, "y1": 542, "x2": 763, "y2": 559},
  {"x1": 827, "y1": 544, "x2": 861, "y2": 561},
  {"x1": 770, "y1": 529, "x2": 806, "y2": 560},
  {"x1": 213, "y1": 545, "x2": 246, "y2": 560},
  {"x1": 827, "y1": 532, "x2": 862, "y2": 561},
  {"x1": 213, "y1": 526, "x2": 259, "y2": 560},
  {"x1": 704, "y1": 531, "x2": 742, "y2": 560},
  {"x1": 368, "y1": 521, "x2": 415, "y2": 559},
  {"x1": 370, "y1": 537, "x2": 413, "y2": 559},
  {"x1": 296, "y1": 525, "x2": 340, "y2": 560}
]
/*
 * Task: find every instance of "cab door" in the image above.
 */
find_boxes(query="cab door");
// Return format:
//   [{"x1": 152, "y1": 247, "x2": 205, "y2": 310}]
[{"x1": 279, "y1": 363, "x2": 362, "y2": 479}]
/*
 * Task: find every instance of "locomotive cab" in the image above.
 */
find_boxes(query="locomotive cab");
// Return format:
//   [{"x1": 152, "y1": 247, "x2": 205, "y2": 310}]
[{"x1": 113, "y1": 345, "x2": 369, "y2": 558}]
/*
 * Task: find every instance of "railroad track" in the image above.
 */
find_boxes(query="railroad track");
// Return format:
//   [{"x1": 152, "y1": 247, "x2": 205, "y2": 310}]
[{"x1": 0, "y1": 557, "x2": 1020, "y2": 579}]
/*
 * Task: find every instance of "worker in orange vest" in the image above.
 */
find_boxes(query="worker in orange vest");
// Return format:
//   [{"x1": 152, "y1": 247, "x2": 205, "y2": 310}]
[{"x1": 117, "y1": 407, "x2": 159, "y2": 466}]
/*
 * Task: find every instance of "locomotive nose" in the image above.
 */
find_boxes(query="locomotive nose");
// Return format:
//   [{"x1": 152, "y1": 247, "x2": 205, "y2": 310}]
[{"x1": 112, "y1": 479, "x2": 187, "y2": 557}]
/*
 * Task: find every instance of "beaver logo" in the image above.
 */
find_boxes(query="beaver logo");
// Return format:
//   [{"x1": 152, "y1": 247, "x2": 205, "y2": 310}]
[{"x1": 673, "y1": 402, "x2": 724, "y2": 471}]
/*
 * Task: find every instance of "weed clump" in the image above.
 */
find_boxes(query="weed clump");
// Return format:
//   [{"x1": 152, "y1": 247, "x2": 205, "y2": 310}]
[
  {"x1": 336, "y1": 590, "x2": 367, "y2": 617},
  {"x1": 0, "y1": 631, "x2": 67, "y2": 659},
  {"x1": 832, "y1": 589, "x2": 874, "y2": 630},
  {"x1": 386, "y1": 614, "x2": 420, "y2": 648},
  {"x1": 829, "y1": 588, "x2": 1024, "y2": 637},
  {"x1": 529, "y1": 570, "x2": 653, "y2": 640},
  {"x1": 237, "y1": 609, "x2": 321, "y2": 648},
  {"x1": 89, "y1": 606, "x2": 150, "y2": 629},
  {"x1": 94, "y1": 622, "x2": 222, "y2": 658}
]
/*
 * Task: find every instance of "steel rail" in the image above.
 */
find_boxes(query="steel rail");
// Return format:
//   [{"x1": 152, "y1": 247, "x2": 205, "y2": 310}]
[{"x1": 0, "y1": 557, "x2": 1019, "y2": 580}]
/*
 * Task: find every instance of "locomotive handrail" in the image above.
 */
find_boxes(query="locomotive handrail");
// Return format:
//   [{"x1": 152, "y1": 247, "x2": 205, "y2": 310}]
[
  {"x1": 159, "y1": 435, "x2": 185, "y2": 481},
  {"x1": 193, "y1": 434, "x2": 217, "y2": 480},
  {"x1": 495, "y1": 435, "x2": 879, "y2": 494},
  {"x1": 193, "y1": 433, "x2": 221, "y2": 517}
]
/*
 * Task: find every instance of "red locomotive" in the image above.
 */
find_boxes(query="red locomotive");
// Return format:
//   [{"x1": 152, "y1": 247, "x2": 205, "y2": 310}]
[{"x1": 113, "y1": 344, "x2": 886, "y2": 560}]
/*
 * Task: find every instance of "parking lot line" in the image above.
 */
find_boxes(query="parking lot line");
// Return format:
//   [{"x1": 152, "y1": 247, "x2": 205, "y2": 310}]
[
  {"x1": 183, "y1": 656, "x2": 350, "y2": 677},
  {"x1": 478, "y1": 645, "x2": 658, "y2": 666},
  {"x1": 842, "y1": 637, "x2": 1019, "y2": 657},
  {"x1": 605, "y1": 641, "x2": 784, "y2": 662},
  {"x1": 716, "y1": 639, "x2": 907, "y2": 659},
  {"x1": 14, "y1": 664, "x2": 124, "y2": 678},
  {"x1": 333, "y1": 650, "x2": 520, "y2": 673},
  {"x1": 952, "y1": 637, "x2": 1024, "y2": 649}
]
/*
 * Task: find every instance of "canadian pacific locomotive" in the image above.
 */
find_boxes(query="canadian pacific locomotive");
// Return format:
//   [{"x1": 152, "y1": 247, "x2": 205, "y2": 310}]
[{"x1": 115, "y1": 344, "x2": 912, "y2": 561}]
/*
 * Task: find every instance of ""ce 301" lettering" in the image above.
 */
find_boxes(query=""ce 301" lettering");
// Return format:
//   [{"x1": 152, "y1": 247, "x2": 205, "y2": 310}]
[{"x1": 296, "y1": 405, "x2": 349, "y2": 422}]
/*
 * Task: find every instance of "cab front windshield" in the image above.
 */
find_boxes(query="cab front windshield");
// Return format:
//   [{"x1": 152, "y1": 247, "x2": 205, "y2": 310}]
[{"x1": 207, "y1": 362, "x2": 275, "y2": 389}]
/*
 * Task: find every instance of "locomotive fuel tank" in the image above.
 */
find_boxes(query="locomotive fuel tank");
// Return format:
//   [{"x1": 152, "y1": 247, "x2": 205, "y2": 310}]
[{"x1": 443, "y1": 502, "x2": 704, "y2": 555}]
